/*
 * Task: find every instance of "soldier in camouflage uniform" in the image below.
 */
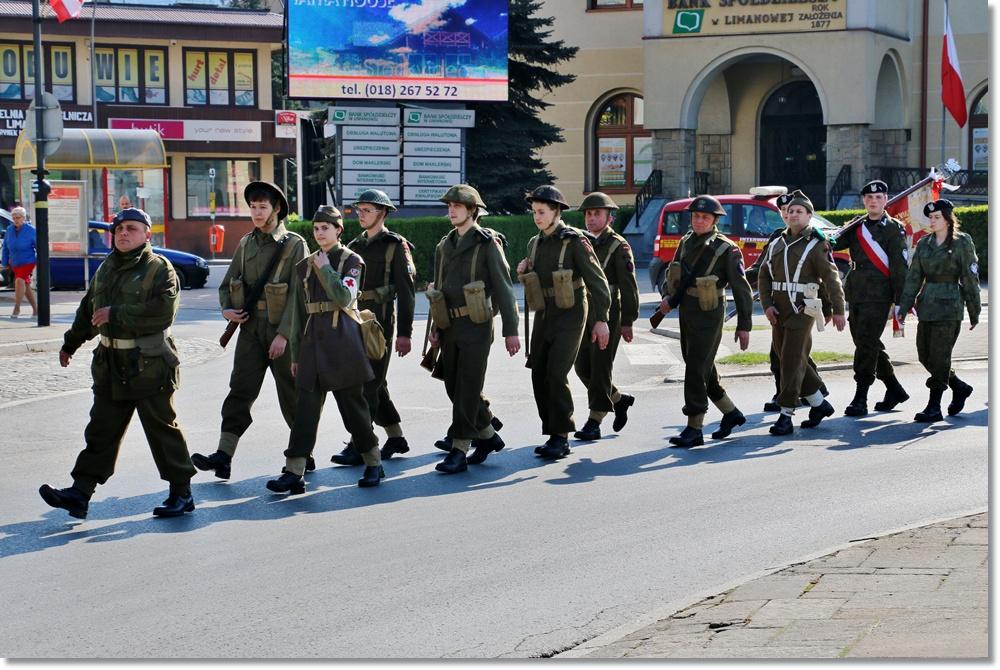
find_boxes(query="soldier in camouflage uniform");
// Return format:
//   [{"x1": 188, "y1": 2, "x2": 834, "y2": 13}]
[
  {"x1": 832, "y1": 179, "x2": 910, "y2": 417},
  {"x1": 191, "y1": 182, "x2": 308, "y2": 480},
  {"x1": 572, "y1": 192, "x2": 640, "y2": 441},
  {"x1": 658, "y1": 195, "x2": 754, "y2": 448},
  {"x1": 428, "y1": 185, "x2": 520, "y2": 474},
  {"x1": 516, "y1": 185, "x2": 612, "y2": 460},
  {"x1": 39, "y1": 208, "x2": 196, "y2": 519},
  {"x1": 897, "y1": 199, "x2": 980, "y2": 422}
]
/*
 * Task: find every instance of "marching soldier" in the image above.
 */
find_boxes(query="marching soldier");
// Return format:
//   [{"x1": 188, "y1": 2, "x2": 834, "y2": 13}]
[
  {"x1": 266, "y1": 206, "x2": 384, "y2": 492},
  {"x1": 832, "y1": 179, "x2": 909, "y2": 416},
  {"x1": 330, "y1": 189, "x2": 416, "y2": 466},
  {"x1": 897, "y1": 199, "x2": 980, "y2": 422},
  {"x1": 572, "y1": 192, "x2": 639, "y2": 441},
  {"x1": 516, "y1": 186, "x2": 611, "y2": 459},
  {"x1": 758, "y1": 192, "x2": 846, "y2": 435},
  {"x1": 658, "y1": 195, "x2": 753, "y2": 448},
  {"x1": 39, "y1": 208, "x2": 196, "y2": 519},
  {"x1": 191, "y1": 182, "x2": 307, "y2": 480},
  {"x1": 427, "y1": 185, "x2": 520, "y2": 474}
]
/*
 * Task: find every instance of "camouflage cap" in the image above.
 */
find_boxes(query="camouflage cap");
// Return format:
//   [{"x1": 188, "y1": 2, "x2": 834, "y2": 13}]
[
  {"x1": 578, "y1": 192, "x2": 619, "y2": 211},
  {"x1": 439, "y1": 184, "x2": 487, "y2": 210},
  {"x1": 313, "y1": 205, "x2": 344, "y2": 226},
  {"x1": 353, "y1": 189, "x2": 397, "y2": 212},
  {"x1": 923, "y1": 198, "x2": 954, "y2": 217},
  {"x1": 686, "y1": 195, "x2": 727, "y2": 216},
  {"x1": 526, "y1": 185, "x2": 570, "y2": 210}
]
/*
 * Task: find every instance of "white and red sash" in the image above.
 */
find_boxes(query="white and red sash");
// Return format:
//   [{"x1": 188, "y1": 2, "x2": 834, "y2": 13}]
[{"x1": 856, "y1": 223, "x2": 890, "y2": 277}]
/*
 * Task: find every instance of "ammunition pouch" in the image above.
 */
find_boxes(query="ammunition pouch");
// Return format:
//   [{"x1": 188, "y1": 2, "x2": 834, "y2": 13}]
[
  {"x1": 263, "y1": 282, "x2": 288, "y2": 325},
  {"x1": 229, "y1": 278, "x2": 245, "y2": 311},
  {"x1": 551, "y1": 269, "x2": 577, "y2": 309},
  {"x1": 666, "y1": 262, "x2": 681, "y2": 294},
  {"x1": 425, "y1": 287, "x2": 451, "y2": 330},
  {"x1": 357, "y1": 309, "x2": 387, "y2": 360},
  {"x1": 361, "y1": 284, "x2": 396, "y2": 304},
  {"x1": 135, "y1": 330, "x2": 180, "y2": 369},
  {"x1": 462, "y1": 280, "x2": 492, "y2": 324},
  {"x1": 519, "y1": 271, "x2": 545, "y2": 312},
  {"x1": 694, "y1": 275, "x2": 721, "y2": 311},
  {"x1": 802, "y1": 283, "x2": 824, "y2": 331}
]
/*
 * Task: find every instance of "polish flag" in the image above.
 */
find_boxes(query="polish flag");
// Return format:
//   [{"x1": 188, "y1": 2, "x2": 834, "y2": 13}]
[
  {"x1": 50, "y1": 0, "x2": 84, "y2": 22},
  {"x1": 941, "y1": 4, "x2": 967, "y2": 128}
]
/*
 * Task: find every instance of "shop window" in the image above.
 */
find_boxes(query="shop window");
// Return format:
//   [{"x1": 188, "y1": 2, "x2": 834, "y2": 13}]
[
  {"x1": 594, "y1": 93, "x2": 651, "y2": 192},
  {"x1": 968, "y1": 88, "x2": 988, "y2": 172},
  {"x1": 589, "y1": 0, "x2": 643, "y2": 9},
  {"x1": 94, "y1": 46, "x2": 167, "y2": 105},
  {"x1": 184, "y1": 49, "x2": 256, "y2": 108},
  {"x1": 185, "y1": 159, "x2": 260, "y2": 218},
  {"x1": 0, "y1": 155, "x2": 15, "y2": 211},
  {"x1": 0, "y1": 42, "x2": 76, "y2": 102}
]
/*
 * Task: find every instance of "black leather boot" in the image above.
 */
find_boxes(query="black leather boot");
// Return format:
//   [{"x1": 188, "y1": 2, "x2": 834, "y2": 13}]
[
  {"x1": 612, "y1": 394, "x2": 635, "y2": 431},
  {"x1": 191, "y1": 451, "x2": 231, "y2": 480},
  {"x1": 153, "y1": 483, "x2": 195, "y2": 517},
  {"x1": 467, "y1": 433, "x2": 505, "y2": 465},
  {"x1": 573, "y1": 419, "x2": 602, "y2": 441},
  {"x1": 38, "y1": 484, "x2": 89, "y2": 519},
  {"x1": 874, "y1": 376, "x2": 910, "y2": 411},
  {"x1": 711, "y1": 409, "x2": 746, "y2": 440},
  {"x1": 947, "y1": 377, "x2": 973, "y2": 416},
  {"x1": 358, "y1": 465, "x2": 385, "y2": 487},
  {"x1": 331, "y1": 442, "x2": 364, "y2": 466},
  {"x1": 305, "y1": 456, "x2": 316, "y2": 472},
  {"x1": 843, "y1": 384, "x2": 870, "y2": 417},
  {"x1": 434, "y1": 435, "x2": 453, "y2": 452},
  {"x1": 763, "y1": 395, "x2": 781, "y2": 412},
  {"x1": 380, "y1": 437, "x2": 410, "y2": 460},
  {"x1": 266, "y1": 471, "x2": 305, "y2": 495},
  {"x1": 915, "y1": 388, "x2": 945, "y2": 423},
  {"x1": 537, "y1": 436, "x2": 571, "y2": 460},
  {"x1": 435, "y1": 448, "x2": 468, "y2": 474},
  {"x1": 668, "y1": 427, "x2": 704, "y2": 448},
  {"x1": 801, "y1": 400, "x2": 835, "y2": 428},
  {"x1": 769, "y1": 413, "x2": 794, "y2": 436}
]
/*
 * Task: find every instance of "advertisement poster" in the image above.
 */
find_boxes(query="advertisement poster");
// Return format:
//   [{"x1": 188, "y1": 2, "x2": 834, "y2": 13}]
[
  {"x1": 972, "y1": 128, "x2": 988, "y2": 171},
  {"x1": 185, "y1": 51, "x2": 207, "y2": 105},
  {"x1": 208, "y1": 52, "x2": 229, "y2": 105},
  {"x1": 145, "y1": 50, "x2": 166, "y2": 104},
  {"x1": 0, "y1": 44, "x2": 21, "y2": 100},
  {"x1": 50, "y1": 45, "x2": 74, "y2": 102},
  {"x1": 117, "y1": 49, "x2": 139, "y2": 103},
  {"x1": 287, "y1": 0, "x2": 508, "y2": 101},
  {"x1": 598, "y1": 137, "x2": 626, "y2": 188},
  {"x1": 234, "y1": 52, "x2": 255, "y2": 106},
  {"x1": 47, "y1": 181, "x2": 87, "y2": 255}
]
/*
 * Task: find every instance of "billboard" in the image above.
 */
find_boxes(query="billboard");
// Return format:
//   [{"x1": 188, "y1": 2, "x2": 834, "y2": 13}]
[{"x1": 287, "y1": 0, "x2": 508, "y2": 102}]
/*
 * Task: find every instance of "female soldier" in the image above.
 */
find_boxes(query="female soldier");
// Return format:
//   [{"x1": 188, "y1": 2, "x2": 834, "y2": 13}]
[{"x1": 897, "y1": 199, "x2": 980, "y2": 422}]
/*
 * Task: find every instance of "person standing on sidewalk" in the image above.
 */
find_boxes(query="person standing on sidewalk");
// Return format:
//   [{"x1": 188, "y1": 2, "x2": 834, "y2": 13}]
[
  {"x1": 39, "y1": 208, "x2": 196, "y2": 519},
  {"x1": 1, "y1": 206, "x2": 38, "y2": 319},
  {"x1": 758, "y1": 193, "x2": 846, "y2": 435},
  {"x1": 832, "y1": 179, "x2": 910, "y2": 417},
  {"x1": 428, "y1": 185, "x2": 519, "y2": 474},
  {"x1": 658, "y1": 195, "x2": 753, "y2": 448},
  {"x1": 572, "y1": 192, "x2": 639, "y2": 441},
  {"x1": 897, "y1": 199, "x2": 980, "y2": 423},
  {"x1": 191, "y1": 182, "x2": 307, "y2": 480},
  {"x1": 266, "y1": 206, "x2": 384, "y2": 492},
  {"x1": 329, "y1": 189, "x2": 416, "y2": 467},
  {"x1": 516, "y1": 185, "x2": 611, "y2": 460}
]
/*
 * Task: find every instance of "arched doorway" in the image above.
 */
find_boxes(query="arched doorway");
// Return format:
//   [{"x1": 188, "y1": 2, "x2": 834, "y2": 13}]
[{"x1": 759, "y1": 81, "x2": 826, "y2": 208}]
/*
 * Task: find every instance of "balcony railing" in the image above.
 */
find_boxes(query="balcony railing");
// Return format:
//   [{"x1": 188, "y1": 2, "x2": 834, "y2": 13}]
[{"x1": 869, "y1": 166, "x2": 988, "y2": 197}]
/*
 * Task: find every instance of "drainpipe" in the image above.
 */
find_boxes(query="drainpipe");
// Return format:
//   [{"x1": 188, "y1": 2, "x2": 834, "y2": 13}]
[{"x1": 919, "y1": 0, "x2": 929, "y2": 169}]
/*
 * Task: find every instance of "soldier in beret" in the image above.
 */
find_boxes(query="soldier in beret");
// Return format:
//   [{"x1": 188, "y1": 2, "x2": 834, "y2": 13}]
[
  {"x1": 658, "y1": 195, "x2": 754, "y2": 448},
  {"x1": 897, "y1": 199, "x2": 980, "y2": 422},
  {"x1": 572, "y1": 192, "x2": 640, "y2": 441},
  {"x1": 832, "y1": 179, "x2": 910, "y2": 417},
  {"x1": 39, "y1": 208, "x2": 197, "y2": 519}
]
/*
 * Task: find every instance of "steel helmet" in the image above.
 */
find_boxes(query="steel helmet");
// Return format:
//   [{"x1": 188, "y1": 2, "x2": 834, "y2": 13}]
[
  {"x1": 526, "y1": 185, "x2": 570, "y2": 210},
  {"x1": 578, "y1": 192, "x2": 619, "y2": 211},
  {"x1": 686, "y1": 195, "x2": 727, "y2": 216},
  {"x1": 353, "y1": 189, "x2": 397, "y2": 212},
  {"x1": 439, "y1": 184, "x2": 487, "y2": 210}
]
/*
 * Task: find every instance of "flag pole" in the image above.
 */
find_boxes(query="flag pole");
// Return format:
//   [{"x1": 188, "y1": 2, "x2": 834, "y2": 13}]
[{"x1": 940, "y1": 0, "x2": 948, "y2": 166}]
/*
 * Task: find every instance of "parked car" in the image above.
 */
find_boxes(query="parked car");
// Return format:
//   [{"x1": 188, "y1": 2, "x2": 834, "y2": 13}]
[{"x1": 647, "y1": 189, "x2": 850, "y2": 293}]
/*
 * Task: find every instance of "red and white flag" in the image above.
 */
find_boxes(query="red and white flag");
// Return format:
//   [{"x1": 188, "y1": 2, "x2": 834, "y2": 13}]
[
  {"x1": 941, "y1": 4, "x2": 967, "y2": 128},
  {"x1": 50, "y1": 0, "x2": 84, "y2": 23},
  {"x1": 887, "y1": 176, "x2": 944, "y2": 245}
]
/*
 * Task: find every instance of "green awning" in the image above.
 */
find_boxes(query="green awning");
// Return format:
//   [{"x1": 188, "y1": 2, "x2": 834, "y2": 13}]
[{"x1": 14, "y1": 128, "x2": 168, "y2": 170}]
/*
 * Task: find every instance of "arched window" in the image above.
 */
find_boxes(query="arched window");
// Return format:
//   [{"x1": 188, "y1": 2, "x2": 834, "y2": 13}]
[
  {"x1": 968, "y1": 87, "x2": 988, "y2": 171},
  {"x1": 594, "y1": 93, "x2": 651, "y2": 193}
]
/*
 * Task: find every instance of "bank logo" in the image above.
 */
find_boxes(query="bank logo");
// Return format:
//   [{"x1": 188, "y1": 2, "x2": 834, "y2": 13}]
[
  {"x1": 673, "y1": 10, "x2": 704, "y2": 33},
  {"x1": 408, "y1": 111, "x2": 422, "y2": 123},
  {"x1": 332, "y1": 109, "x2": 347, "y2": 121}
]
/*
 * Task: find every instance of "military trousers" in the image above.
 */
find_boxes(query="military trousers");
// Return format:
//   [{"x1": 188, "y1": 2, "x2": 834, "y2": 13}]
[
  {"x1": 769, "y1": 344, "x2": 819, "y2": 396},
  {"x1": 847, "y1": 301, "x2": 896, "y2": 385},
  {"x1": 440, "y1": 319, "x2": 495, "y2": 441},
  {"x1": 529, "y1": 308, "x2": 586, "y2": 435},
  {"x1": 361, "y1": 304, "x2": 402, "y2": 428},
  {"x1": 574, "y1": 314, "x2": 622, "y2": 413},
  {"x1": 916, "y1": 320, "x2": 962, "y2": 390},
  {"x1": 772, "y1": 321, "x2": 824, "y2": 408},
  {"x1": 72, "y1": 389, "x2": 195, "y2": 495},
  {"x1": 219, "y1": 318, "x2": 297, "y2": 448},
  {"x1": 678, "y1": 305, "x2": 727, "y2": 416},
  {"x1": 285, "y1": 385, "x2": 379, "y2": 463}
]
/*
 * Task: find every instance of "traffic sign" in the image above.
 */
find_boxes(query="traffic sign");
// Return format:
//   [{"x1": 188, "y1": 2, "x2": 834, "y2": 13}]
[{"x1": 23, "y1": 92, "x2": 64, "y2": 158}]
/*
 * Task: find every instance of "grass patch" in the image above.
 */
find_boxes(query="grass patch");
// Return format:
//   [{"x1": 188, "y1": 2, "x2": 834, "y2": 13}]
[
  {"x1": 718, "y1": 351, "x2": 853, "y2": 365},
  {"x1": 810, "y1": 351, "x2": 854, "y2": 363}
]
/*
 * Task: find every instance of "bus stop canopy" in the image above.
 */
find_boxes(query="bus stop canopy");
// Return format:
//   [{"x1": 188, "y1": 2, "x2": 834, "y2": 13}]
[{"x1": 13, "y1": 128, "x2": 168, "y2": 170}]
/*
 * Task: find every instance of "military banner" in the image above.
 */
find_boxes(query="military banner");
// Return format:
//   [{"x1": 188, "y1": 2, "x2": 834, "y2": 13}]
[{"x1": 663, "y1": 0, "x2": 846, "y2": 38}]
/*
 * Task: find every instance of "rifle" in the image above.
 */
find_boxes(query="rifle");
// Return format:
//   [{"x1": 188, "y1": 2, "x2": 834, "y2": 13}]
[
  {"x1": 649, "y1": 257, "x2": 697, "y2": 329},
  {"x1": 523, "y1": 293, "x2": 531, "y2": 364},
  {"x1": 219, "y1": 235, "x2": 289, "y2": 348},
  {"x1": 419, "y1": 313, "x2": 438, "y2": 373}
]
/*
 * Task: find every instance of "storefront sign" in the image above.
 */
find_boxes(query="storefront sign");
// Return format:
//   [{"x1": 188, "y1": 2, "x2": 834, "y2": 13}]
[
  {"x1": 598, "y1": 137, "x2": 626, "y2": 187},
  {"x1": 403, "y1": 171, "x2": 461, "y2": 187},
  {"x1": 403, "y1": 109, "x2": 476, "y2": 128},
  {"x1": 343, "y1": 126, "x2": 401, "y2": 141},
  {"x1": 0, "y1": 105, "x2": 92, "y2": 138},
  {"x1": 663, "y1": 0, "x2": 846, "y2": 37},
  {"x1": 109, "y1": 118, "x2": 262, "y2": 142},
  {"x1": 341, "y1": 139, "x2": 400, "y2": 155},
  {"x1": 342, "y1": 170, "x2": 400, "y2": 186},
  {"x1": 403, "y1": 127, "x2": 462, "y2": 142},
  {"x1": 344, "y1": 155, "x2": 401, "y2": 171},
  {"x1": 403, "y1": 142, "x2": 461, "y2": 157},
  {"x1": 403, "y1": 156, "x2": 462, "y2": 172},
  {"x1": 328, "y1": 107, "x2": 401, "y2": 126},
  {"x1": 342, "y1": 184, "x2": 400, "y2": 201},
  {"x1": 275, "y1": 110, "x2": 299, "y2": 139}
]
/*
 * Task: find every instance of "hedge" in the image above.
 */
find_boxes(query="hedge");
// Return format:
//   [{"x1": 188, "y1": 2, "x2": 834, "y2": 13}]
[{"x1": 817, "y1": 205, "x2": 988, "y2": 279}]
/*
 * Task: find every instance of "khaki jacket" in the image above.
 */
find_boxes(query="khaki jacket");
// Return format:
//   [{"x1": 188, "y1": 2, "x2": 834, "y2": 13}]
[{"x1": 759, "y1": 225, "x2": 845, "y2": 330}]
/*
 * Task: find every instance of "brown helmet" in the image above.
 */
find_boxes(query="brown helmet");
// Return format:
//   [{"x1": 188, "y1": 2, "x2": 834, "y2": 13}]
[
  {"x1": 686, "y1": 195, "x2": 727, "y2": 217},
  {"x1": 439, "y1": 184, "x2": 487, "y2": 210},
  {"x1": 313, "y1": 205, "x2": 344, "y2": 227},
  {"x1": 244, "y1": 181, "x2": 289, "y2": 221},
  {"x1": 526, "y1": 185, "x2": 570, "y2": 210},
  {"x1": 578, "y1": 192, "x2": 619, "y2": 211}
]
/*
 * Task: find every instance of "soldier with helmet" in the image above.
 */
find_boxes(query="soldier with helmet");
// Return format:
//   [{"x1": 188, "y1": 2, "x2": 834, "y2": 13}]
[
  {"x1": 516, "y1": 185, "x2": 612, "y2": 460},
  {"x1": 572, "y1": 192, "x2": 640, "y2": 441},
  {"x1": 427, "y1": 185, "x2": 520, "y2": 474},
  {"x1": 657, "y1": 195, "x2": 753, "y2": 448},
  {"x1": 328, "y1": 189, "x2": 417, "y2": 467}
]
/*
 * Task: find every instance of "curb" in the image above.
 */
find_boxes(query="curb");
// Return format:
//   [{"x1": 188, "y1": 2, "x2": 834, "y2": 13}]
[
  {"x1": 0, "y1": 338, "x2": 65, "y2": 356},
  {"x1": 661, "y1": 356, "x2": 989, "y2": 384},
  {"x1": 555, "y1": 507, "x2": 987, "y2": 659}
]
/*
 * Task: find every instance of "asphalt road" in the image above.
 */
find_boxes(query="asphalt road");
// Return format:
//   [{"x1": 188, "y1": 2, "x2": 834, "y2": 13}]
[{"x1": 0, "y1": 283, "x2": 988, "y2": 658}]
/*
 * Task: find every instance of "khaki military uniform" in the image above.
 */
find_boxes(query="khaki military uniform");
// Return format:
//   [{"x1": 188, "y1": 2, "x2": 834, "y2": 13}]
[
  {"x1": 61, "y1": 243, "x2": 195, "y2": 495},
  {"x1": 759, "y1": 226, "x2": 846, "y2": 408},
  {"x1": 665, "y1": 230, "x2": 753, "y2": 419},
  {"x1": 284, "y1": 246, "x2": 379, "y2": 472},
  {"x1": 347, "y1": 229, "x2": 416, "y2": 429},
  {"x1": 574, "y1": 227, "x2": 639, "y2": 415},
  {"x1": 431, "y1": 225, "x2": 518, "y2": 449},
  {"x1": 524, "y1": 223, "x2": 611, "y2": 435},
  {"x1": 898, "y1": 232, "x2": 981, "y2": 390},
  {"x1": 216, "y1": 224, "x2": 307, "y2": 455}
]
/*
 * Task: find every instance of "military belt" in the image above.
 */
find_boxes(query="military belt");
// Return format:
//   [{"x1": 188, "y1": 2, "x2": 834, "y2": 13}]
[
  {"x1": 541, "y1": 278, "x2": 585, "y2": 297},
  {"x1": 772, "y1": 281, "x2": 810, "y2": 293},
  {"x1": 925, "y1": 274, "x2": 958, "y2": 284},
  {"x1": 305, "y1": 301, "x2": 337, "y2": 314},
  {"x1": 100, "y1": 335, "x2": 138, "y2": 349},
  {"x1": 359, "y1": 290, "x2": 379, "y2": 301},
  {"x1": 685, "y1": 287, "x2": 725, "y2": 298},
  {"x1": 447, "y1": 305, "x2": 471, "y2": 319}
]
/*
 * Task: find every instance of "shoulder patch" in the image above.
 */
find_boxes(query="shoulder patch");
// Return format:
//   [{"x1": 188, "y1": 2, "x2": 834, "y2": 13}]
[
  {"x1": 970, "y1": 262, "x2": 979, "y2": 275},
  {"x1": 349, "y1": 266, "x2": 361, "y2": 277}
]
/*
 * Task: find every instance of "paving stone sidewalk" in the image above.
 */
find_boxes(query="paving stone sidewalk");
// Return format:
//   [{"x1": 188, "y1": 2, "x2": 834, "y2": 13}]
[{"x1": 568, "y1": 512, "x2": 987, "y2": 659}]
